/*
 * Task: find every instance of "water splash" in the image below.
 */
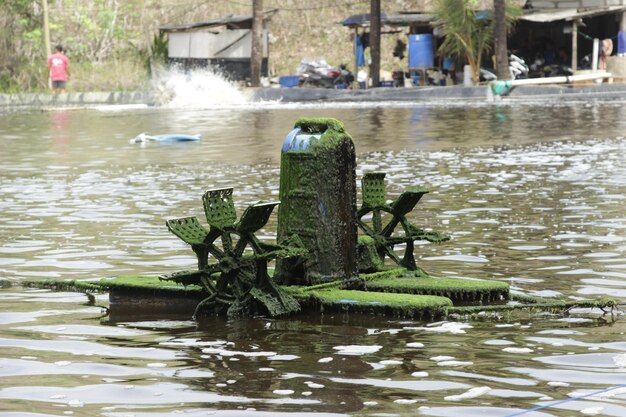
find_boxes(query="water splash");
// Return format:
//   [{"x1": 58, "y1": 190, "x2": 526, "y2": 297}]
[{"x1": 152, "y1": 67, "x2": 251, "y2": 108}]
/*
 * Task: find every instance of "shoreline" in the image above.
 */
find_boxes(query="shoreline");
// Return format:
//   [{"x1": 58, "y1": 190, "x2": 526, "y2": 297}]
[{"x1": 1, "y1": 82, "x2": 625, "y2": 110}]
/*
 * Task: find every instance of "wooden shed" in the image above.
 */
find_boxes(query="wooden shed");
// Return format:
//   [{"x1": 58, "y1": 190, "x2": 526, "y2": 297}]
[{"x1": 159, "y1": 10, "x2": 277, "y2": 81}]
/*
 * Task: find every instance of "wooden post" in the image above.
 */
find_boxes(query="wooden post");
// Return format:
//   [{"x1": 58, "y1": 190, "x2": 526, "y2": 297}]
[
  {"x1": 250, "y1": 0, "x2": 263, "y2": 87},
  {"x1": 592, "y1": 38, "x2": 599, "y2": 71},
  {"x1": 354, "y1": 27, "x2": 359, "y2": 88},
  {"x1": 571, "y1": 21, "x2": 578, "y2": 72},
  {"x1": 370, "y1": 0, "x2": 381, "y2": 88}
]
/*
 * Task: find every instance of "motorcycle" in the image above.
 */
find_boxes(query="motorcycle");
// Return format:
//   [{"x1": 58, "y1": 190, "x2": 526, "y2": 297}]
[
  {"x1": 529, "y1": 56, "x2": 573, "y2": 78},
  {"x1": 297, "y1": 59, "x2": 354, "y2": 88},
  {"x1": 542, "y1": 64, "x2": 574, "y2": 77},
  {"x1": 480, "y1": 53, "x2": 529, "y2": 82},
  {"x1": 508, "y1": 53, "x2": 529, "y2": 79}
]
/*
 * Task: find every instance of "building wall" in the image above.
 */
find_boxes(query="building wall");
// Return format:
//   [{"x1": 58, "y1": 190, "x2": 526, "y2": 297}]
[
  {"x1": 530, "y1": 0, "x2": 626, "y2": 8},
  {"x1": 412, "y1": 0, "x2": 526, "y2": 12},
  {"x1": 411, "y1": 0, "x2": 625, "y2": 10},
  {"x1": 167, "y1": 29, "x2": 269, "y2": 60}
]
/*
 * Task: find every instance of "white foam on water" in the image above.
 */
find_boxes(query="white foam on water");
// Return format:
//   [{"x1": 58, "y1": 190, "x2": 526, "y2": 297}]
[
  {"x1": 268, "y1": 355, "x2": 300, "y2": 361},
  {"x1": 484, "y1": 339, "x2": 515, "y2": 346},
  {"x1": 431, "y1": 356, "x2": 456, "y2": 362},
  {"x1": 272, "y1": 389, "x2": 294, "y2": 395},
  {"x1": 147, "y1": 362, "x2": 168, "y2": 368},
  {"x1": 613, "y1": 353, "x2": 626, "y2": 368},
  {"x1": 502, "y1": 347, "x2": 534, "y2": 354},
  {"x1": 405, "y1": 322, "x2": 473, "y2": 334},
  {"x1": 444, "y1": 386, "x2": 491, "y2": 401},
  {"x1": 68, "y1": 399, "x2": 84, "y2": 407},
  {"x1": 437, "y1": 361, "x2": 474, "y2": 367},
  {"x1": 153, "y1": 68, "x2": 251, "y2": 109},
  {"x1": 333, "y1": 345, "x2": 382, "y2": 355},
  {"x1": 568, "y1": 386, "x2": 626, "y2": 399},
  {"x1": 394, "y1": 398, "x2": 418, "y2": 404},
  {"x1": 547, "y1": 381, "x2": 570, "y2": 387},
  {"x1": 379, "y1": 360, "x2": 403, "y2": 366},
  {"x1": 581, "y1": 406, "x2": 605, "y2": 415},
  {"x1": 509, "y1": 245, "x2": 547, "y2": 251}
]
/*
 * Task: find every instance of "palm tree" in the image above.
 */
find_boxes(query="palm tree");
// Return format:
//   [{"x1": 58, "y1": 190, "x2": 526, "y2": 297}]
[{"x1": 434, "y1": 0, "x2": 521, "y2": 84}]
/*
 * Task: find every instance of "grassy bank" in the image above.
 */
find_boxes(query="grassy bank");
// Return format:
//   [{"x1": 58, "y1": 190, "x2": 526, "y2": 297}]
[
  {"x1": 1, "y1": 58, "x2": 151, "y2": 94},
  {"x1": 2, "y1": 1, "x2": 409, "y2": 93}
]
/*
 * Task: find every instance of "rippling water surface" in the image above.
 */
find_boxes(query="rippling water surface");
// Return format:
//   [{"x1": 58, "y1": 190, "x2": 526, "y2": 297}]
[{"x1": 1, "y1": 98, "x2": 626, "y2": 416}]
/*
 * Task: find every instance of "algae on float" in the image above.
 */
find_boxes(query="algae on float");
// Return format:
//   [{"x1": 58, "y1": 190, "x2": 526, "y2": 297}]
[
  {"x1": 304, "y1": 289, "x2": 453, "y2": 319},
  {"x1": 365, "y1": 274, "x2": 510, "y2": 304}
]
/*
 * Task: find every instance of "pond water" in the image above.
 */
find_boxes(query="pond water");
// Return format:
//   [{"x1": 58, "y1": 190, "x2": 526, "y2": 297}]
[{"x1": 1, "y1": 94, "x2": 626, "y2": 417}]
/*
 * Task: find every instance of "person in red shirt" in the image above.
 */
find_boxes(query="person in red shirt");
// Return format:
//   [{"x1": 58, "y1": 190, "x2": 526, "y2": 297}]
[{"x1": 48, "y1": 45, "x2": 70, "y2": 93}]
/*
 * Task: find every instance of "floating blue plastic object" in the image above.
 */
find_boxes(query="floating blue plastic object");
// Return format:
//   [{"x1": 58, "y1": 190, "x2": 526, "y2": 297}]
[{"x1": 130, "y1": 133, "x2": 201, "y2": 144}]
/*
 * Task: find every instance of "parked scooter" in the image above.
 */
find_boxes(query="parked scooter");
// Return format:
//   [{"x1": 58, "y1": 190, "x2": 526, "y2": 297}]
[
  {"x1": 542, "y1": 64, "x2": 574, "y2": 77},
  {"x1": 480, "y1": 53, "x2": 529, "y2": 81},
  {"x1": 529, "y1": 54, "x2": 573, "y2": 78},
  {"x1": 297, "y1": 59, "x2": 354, "y2": 88},
  {"x1": 508, "y1": 53, "x2": 529, "y2": 79}
]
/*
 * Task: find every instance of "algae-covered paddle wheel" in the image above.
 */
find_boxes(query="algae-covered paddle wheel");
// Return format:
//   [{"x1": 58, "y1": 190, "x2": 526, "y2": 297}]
[
  {"x1": 41, "y1": 116, "x2": 614, "y2": 320},
  {"x1": 161, "y1": 188, "x2": 306, "y2": 318},
  {"x1": 357, "y1": 172, "x2": 450, "y2": 273}
]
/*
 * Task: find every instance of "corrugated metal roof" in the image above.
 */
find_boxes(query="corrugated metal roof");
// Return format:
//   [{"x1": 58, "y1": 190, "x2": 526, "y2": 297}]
[
  {"x1": 340, "y1": 13, "x2": 434, "y2": 27},
  {"x1": 519, "y1": 6, "x2": 626, "y2": 22},
  {"x1": 386, "y1": 13, "x2": 435, "y2": 25},
  {"x1": 160, "y1": 9, "x2": 278, "y2": 32}
]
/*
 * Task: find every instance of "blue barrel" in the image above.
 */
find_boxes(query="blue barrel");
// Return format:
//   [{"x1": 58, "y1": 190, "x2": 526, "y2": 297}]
[
  {"x1": 618, "y1": 32, "x2": 626, "y2": 55},
  {"x1": 408, "y1": 34, "x2": 434, "y2": 69}
]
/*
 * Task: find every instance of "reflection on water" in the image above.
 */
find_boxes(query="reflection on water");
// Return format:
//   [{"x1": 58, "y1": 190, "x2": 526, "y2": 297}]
[{"x1": 0, "y1": 100, "x2": 626, "y2": 416}]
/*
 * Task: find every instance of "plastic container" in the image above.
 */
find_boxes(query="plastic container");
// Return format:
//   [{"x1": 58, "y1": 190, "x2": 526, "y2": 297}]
[
  {"x1": 463, "y1": 65, "x2": 473, "y2": 86},
  {"x1": 281, "y1": 127, "x2": 321, "y2": 152},
  {"x1": 408, "y1": 34, "x2": 434, "y2": 69},
  {"x1": 279, "y1": 76, "x2": 300, "y2": 88}
]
